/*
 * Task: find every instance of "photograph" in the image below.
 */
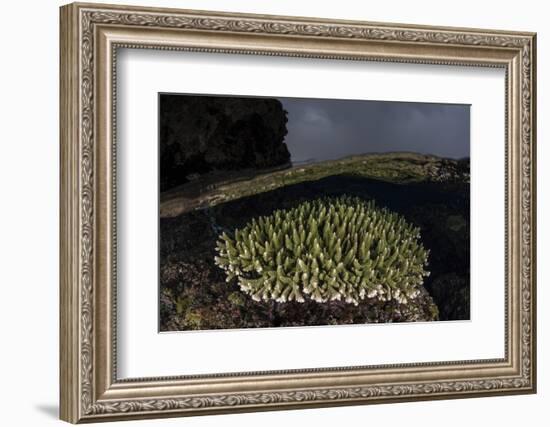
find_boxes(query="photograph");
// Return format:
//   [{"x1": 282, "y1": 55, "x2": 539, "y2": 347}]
[{"x1": 158, "y1": 94, "x2": 471, "y2": 331}]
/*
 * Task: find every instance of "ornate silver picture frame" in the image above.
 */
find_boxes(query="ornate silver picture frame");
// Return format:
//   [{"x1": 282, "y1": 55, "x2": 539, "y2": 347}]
[{"x1": 60, "y1": 2, "x2": 536, "y2": 423}]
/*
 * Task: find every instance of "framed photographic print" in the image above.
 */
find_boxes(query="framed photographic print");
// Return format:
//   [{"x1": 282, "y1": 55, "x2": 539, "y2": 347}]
[{"x1": 59, "y1": 2, "x2": 537, "y2": 423}]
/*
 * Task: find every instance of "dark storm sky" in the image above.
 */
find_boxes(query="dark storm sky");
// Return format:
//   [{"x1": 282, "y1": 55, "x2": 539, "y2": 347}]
[{"x1": 279, "y1": 97, "x2": 470, "y2": 163}]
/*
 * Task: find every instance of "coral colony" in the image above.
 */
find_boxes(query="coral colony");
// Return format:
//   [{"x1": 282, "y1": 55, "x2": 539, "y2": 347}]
[{"x1": 215, "y1": 196, "x2": 430, "y2": 306}]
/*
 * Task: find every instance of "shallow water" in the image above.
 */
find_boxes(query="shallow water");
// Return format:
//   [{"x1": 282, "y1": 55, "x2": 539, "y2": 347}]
[{"x1": 160, "y1": 174, "x2": 469, "y2": 331}]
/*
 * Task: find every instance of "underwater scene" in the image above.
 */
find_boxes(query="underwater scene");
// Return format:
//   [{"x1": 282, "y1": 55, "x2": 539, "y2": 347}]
[{"x1": 159, "y1": 94, "x2": 470, "y2": 331}]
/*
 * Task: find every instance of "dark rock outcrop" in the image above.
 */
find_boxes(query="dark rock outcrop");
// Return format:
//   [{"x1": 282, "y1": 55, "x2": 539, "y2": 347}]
[{"x1": 160, "y1": 94, "x2": 291, "y2": 192}]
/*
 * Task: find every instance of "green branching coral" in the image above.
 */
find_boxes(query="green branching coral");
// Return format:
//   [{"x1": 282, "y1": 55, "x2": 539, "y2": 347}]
[{"x1": 214, "y1": 196, "x2": 429, "y2": 305}]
